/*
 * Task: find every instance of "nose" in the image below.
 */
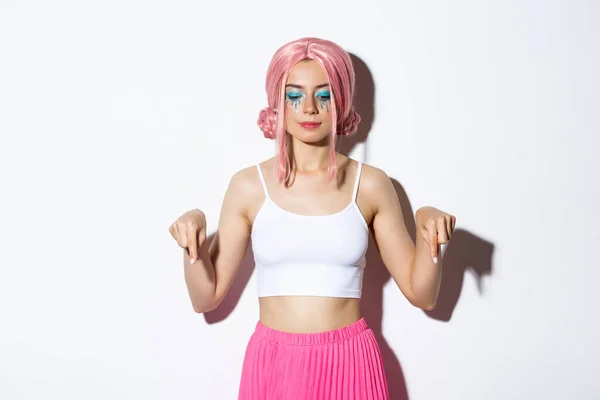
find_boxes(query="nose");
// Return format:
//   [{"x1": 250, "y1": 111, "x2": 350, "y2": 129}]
[{"x1": 303, "y1": 96, "x2": 318, "y2": 115}]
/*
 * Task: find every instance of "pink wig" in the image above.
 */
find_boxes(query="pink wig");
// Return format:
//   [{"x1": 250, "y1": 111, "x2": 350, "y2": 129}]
[{"x1": 257, "y1": 37, "x2": 361, "y2": 183}]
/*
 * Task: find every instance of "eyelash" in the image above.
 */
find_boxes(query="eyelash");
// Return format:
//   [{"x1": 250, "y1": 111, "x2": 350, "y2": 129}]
[
  {"x1": 286, "y1": 94, "x2": 303, "y2": 101},
  {"x1": 285, "y1": 93, "x2": 331, "y2": 101}
]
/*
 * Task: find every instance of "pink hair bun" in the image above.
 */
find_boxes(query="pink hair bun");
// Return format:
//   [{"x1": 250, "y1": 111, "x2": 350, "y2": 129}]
[
  {"x1": 257, "y1": 107, "x2": 277, "y2": 139},
  {"x1": 340, "y1": 108, "x2": 361, "y2": 136}
]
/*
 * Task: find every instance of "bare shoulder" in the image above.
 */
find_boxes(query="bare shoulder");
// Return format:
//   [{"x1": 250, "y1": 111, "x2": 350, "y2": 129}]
[
  {"x1": 227, "y1": 164, "x2": 264, "y2": 200},
  {"x1": 224, "y1": 158, "x2": 274, "y2": 215},
  {"x1": 359, "y1": 162, "x2": 393, "y2": 193},
  {"x1": 358, "y1": 162, "x2": 396, "y2": 213}
]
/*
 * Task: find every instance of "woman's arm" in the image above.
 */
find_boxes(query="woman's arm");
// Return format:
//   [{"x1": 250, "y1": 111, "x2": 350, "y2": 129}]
[
  {"x1": 182, "y1": 169, "x2": 254, "y2": 313},
  {"x1": 366, "y1": 166, "x2": 455, "y2": 310}
]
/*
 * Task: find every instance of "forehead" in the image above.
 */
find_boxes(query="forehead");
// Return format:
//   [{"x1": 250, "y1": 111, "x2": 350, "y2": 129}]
[{"x1": 286, "y1": 59, "x2": 329, "y2": 86}]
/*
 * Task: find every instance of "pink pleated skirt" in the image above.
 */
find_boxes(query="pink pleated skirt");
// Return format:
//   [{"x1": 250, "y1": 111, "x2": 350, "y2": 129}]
[{"x1": 238, "y1": 317, "x2": 389, "y2": 400}]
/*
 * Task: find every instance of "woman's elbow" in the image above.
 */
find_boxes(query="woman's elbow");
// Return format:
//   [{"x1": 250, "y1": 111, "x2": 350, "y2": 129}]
[
  {"x1": 192, "y1": 296, "x2": 220, "y2": 313},
  {"x1": 419, "y1": 301, "x2": 436, "y2": 311},
  {"x1": 409, "y1": 296, "x2": 437, "y2": 311}
]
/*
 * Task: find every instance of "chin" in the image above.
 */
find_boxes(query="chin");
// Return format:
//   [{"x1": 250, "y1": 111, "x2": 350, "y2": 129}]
[
  {"x1": 288, "y1": 127, "x2": 331, "y2": 144},
  {"x1": 295, "y1": 132, "x2": 330, "y2": 144}
]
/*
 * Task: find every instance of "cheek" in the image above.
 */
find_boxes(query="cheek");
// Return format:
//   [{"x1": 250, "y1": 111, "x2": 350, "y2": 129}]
[
  {"x1": 317, "y1": 99, "x2": 331, "y2": 114},
  {"x1": 285, "y1": 99, "x2": 302, "y2": 114}
]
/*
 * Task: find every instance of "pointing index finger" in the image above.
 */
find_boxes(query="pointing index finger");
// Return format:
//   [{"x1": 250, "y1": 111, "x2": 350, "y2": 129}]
[
  {"x1": 187, "y1": 228, "x2": 198, "y2": 264},
  {"x1": 428, "y1": 223, "x2": 438, "y2": 263}
]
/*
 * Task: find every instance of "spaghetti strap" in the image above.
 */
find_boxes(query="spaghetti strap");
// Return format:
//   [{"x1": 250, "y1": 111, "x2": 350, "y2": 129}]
[
  {"x1": 255, "y1": 164, "x2": 270, "y2": 199},
  {"x1": 352, "y1": 162, "x2": 362, "y2": 201}
]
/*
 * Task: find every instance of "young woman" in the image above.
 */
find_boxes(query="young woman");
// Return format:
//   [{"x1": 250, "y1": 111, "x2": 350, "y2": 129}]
[{"x1": 169, "y1": 37, "x2": 456, "y2": 400}]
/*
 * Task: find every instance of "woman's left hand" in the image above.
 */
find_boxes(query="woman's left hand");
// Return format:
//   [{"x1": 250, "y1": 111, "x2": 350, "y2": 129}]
[{"x1": 415, "y1": 206, "x2": 456, "y2": 264}]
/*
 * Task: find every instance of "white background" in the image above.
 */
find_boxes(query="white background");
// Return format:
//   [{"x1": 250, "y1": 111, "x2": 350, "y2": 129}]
[{"x1": 1, "y1": 0, "x2": 599, "y2": 399}]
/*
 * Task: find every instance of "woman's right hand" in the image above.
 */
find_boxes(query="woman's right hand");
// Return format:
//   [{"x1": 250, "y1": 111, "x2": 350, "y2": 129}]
[{"x1": 169, "y1": 209, "x2": 207, "y2": 264}]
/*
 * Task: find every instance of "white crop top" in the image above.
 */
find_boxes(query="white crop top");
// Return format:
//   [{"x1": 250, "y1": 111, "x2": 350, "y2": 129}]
[{"x1": 251, "y1": 162, "x2": 369, "y2": 298}]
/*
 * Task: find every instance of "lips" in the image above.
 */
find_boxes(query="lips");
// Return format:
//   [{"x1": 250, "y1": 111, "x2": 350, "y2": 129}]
[{"x1": 299, "y1": 122, "x2": 322, "y2": 128}]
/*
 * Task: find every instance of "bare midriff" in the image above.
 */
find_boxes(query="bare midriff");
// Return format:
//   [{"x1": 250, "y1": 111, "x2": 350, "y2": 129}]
[{"x1": 258, "y1": 296, "x2": 362, "y2": 333}]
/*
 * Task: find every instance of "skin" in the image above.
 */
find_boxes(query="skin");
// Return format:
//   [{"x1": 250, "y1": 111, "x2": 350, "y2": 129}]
[{"x1": 170, "y1": 60, "x2": 456, "y2": 333}]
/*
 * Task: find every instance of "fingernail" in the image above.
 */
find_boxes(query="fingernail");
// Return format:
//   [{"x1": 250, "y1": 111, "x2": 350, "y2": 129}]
[
  {"x1": 433, "y1": 256, "x2": 438, "y2": 264},
  {"x1": 190, "y1": 258, "x2": 196, "y2": 264}
]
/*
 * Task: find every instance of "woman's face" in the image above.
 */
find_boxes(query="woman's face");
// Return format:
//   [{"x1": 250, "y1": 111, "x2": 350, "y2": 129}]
[{"x1": 284, "y1": 59, "x2": 332, "y2": 144}]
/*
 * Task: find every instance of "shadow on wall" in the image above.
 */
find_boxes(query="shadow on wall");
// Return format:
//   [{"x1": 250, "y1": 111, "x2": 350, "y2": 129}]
[
  {"x1": 360, "y1": 180, "x2": 495, "y2": 400},
  {"x1": 198, "y1": 54, "x2": 495, "y2": 400}
]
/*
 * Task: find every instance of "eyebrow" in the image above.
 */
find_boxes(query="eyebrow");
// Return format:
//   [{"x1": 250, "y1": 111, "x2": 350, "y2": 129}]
[{"x1": 285, "y1": 83, "x2": 330, "y2": 89}]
